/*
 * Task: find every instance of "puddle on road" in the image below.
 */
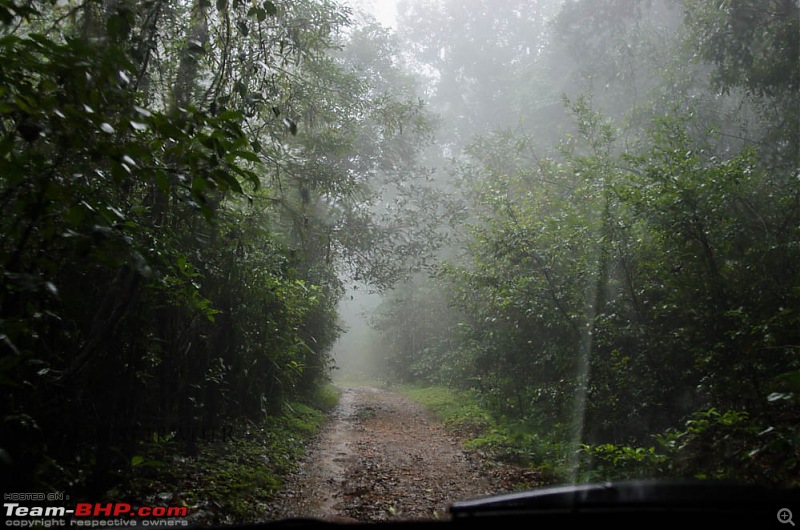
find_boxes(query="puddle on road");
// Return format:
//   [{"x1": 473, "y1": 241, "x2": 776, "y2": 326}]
[{"x1": 268, "y1": 386, "x2": 380, "y2": 520}]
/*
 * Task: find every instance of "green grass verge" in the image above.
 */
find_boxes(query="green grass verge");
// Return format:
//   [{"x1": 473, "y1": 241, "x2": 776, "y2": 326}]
[
  {"x1": 402, "y1": 386, "x2": 494, "y2": 437},
  {"x1": 118, "y1": 383, "x2": 340, "y2": 523},
  {"x1": 310, "y1": 380, "x2": 341, "y2": 411},
  {"x1": 399, "y1": 385, "x2": 570, "y2": 484}
]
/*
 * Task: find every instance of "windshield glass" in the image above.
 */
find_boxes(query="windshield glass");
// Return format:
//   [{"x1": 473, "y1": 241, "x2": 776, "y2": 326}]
[{"x1": 1, "y1": 0, "x2": 797, "y2": 525}]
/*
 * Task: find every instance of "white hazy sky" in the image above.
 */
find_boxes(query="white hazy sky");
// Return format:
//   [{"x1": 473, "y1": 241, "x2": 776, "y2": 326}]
[{"x1": 350, "y1": 0, "x2": 399, "y2": 28}]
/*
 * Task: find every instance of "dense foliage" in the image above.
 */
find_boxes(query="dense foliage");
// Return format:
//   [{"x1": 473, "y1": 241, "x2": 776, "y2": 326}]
[
  {"x1": 2, "y1": 0, "x2": 798, "y2": 500},
  {"x1": 0, "y1": 0, "x2": 435, "y2": 494},
  {"x1": 371, "y1": 0, "x2": 799, "y2": 486}
]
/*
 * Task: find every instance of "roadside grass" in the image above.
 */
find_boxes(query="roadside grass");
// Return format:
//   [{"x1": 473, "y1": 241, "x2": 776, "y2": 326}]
[
  {"x1": 310, "y1": 380, "x2": 341, "y2": 411},
  {"x1": 399, "y1": 385, "x2": 570, "y2": 485},
  {"x1": 118, "y1": 383, "x2": 340, "y2": 523},
  {"x1": 402, "y1": 386, "x2": 494, "y2": 438}
]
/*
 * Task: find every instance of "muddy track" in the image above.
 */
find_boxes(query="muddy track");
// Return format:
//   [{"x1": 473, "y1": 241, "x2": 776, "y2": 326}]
[{"x1": 266, "y1": 386, "x2": 538, "y2": 522}]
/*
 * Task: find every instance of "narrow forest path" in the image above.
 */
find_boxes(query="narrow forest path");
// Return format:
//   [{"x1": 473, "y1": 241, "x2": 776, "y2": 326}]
[{"x1": 265, "y1": 386, "x2": 536, "y2": 522}]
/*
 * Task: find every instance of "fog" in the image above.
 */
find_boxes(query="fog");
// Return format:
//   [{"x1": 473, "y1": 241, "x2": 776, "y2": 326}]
[
  {"x1": 331, "y1": 282, "x2": 383, "y2": 382},
  {"x1": 330, "y1": 0, "x2": 799, "y2": 484},
  {"x1": 1, "y1": 0, "x2": 796, "y2": 511}
]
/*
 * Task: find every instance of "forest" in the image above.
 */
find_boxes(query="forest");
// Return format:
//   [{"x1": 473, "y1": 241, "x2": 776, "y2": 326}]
[
  {"x1": 0, "y1": 0, "x2": 798, "y2": 514},
  {"x1": 366, "y1": 0, "x2": 800, "y2": 487}
]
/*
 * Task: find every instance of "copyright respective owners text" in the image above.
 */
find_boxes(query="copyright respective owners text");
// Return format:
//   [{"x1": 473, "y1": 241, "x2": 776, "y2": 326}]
[
  {"x1": 4, "y1": 494, "x2": 190, "y2": 528},
  {"x1": 4, "y1": 519, "x2": 188, "y2": 528}
]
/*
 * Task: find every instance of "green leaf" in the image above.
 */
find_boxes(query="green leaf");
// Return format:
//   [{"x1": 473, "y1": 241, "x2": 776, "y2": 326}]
[
  {"x1": 106, "y1": 13, "x2": 132, "y2": 41},
  {"x1": 263, "y1": 1, "x2": 277, "y2": 16},
  {"x1": 774, "y1": 371, "x2": 800, "y2": 392},
  {"x1": 0, "y1": 137, "x2": 14, "y2": 157},
  {"x1": 249, "y1": 6, "x2": 266, "y2": 22},
  {"x1": 0, "y1": 6, "x2": 15, "y2": 24},
  {"x1": 131, "y1": 455, "x2": 144, "y2": 466},
  {"x1": 230, "y1": 166, "x2": 261, "y2": 190},
  {"x1": 216, "y1": 0, "x2": 228, "y2": 11},
  {"x1": 217, "y1": 109, "x2": 243, "y2": 121},
  {"x1": 15, "y1": 94, "x2": 37, "y2": 113},
  {"x1": 231, "y1": 150, "x2": 260, "y2": 163},
  {"x1": 154, "y1": 171, "x2": 170, "y2": 194}
]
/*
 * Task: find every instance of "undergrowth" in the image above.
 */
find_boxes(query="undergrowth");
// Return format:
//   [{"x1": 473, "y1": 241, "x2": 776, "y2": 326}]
[
  {"x1": 114, "y1": 383, "x2": 340, "y2": 524},
  {"x1": 404, "y1": 385, "x2": 800, "y2": 488},
  {"x1": 400, "y1": 385, "x2": 569, "y2": 484}
]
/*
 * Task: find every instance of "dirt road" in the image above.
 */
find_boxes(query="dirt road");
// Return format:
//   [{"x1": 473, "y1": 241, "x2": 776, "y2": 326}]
[{"x1": 266, "y1": 386, "x2": 536, "y2": 522}]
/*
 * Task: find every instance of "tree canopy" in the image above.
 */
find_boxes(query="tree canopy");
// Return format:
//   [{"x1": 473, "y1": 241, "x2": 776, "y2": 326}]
[{"x1": 1, "y1": 0, "x2": 798, "y2": 499}]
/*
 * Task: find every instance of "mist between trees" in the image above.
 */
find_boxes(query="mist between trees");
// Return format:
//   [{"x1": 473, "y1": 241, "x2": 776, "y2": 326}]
[
  {"x1": 0, "y1": 0, "x2": 797, "y2": 495},
  {"x1": 341, "y1": 0, "x2": 799, "y2": 486}
]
